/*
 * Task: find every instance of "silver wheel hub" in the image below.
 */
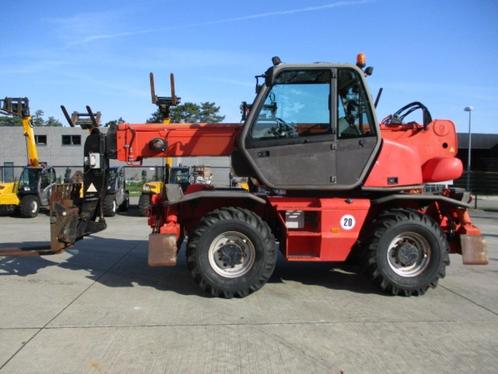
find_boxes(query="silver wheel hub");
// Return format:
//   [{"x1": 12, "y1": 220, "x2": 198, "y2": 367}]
[
  {"x1": 387, "y1": 232, "x2": 431, "y2": 277},
  {"x1": 208, "y1": 231, "x2": 256, "y2": 278},
  {"x1": 31, "y1": 200, "x2": 38, "y2": 213}
]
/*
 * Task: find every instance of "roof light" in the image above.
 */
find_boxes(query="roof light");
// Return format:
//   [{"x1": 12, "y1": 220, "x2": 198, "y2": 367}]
[{"x1": 356, "y1": 53, "x2": 366, "y2": 68}]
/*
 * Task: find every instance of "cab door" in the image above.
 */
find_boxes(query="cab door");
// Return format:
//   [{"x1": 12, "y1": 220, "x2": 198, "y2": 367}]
[
  {"x1": 335, "y1": 68, "x2": 379, "y2": 187},
  {"x1": 243, "y1": 68, "x2": 337, "y2": 189},
  {"x1": 40, "y1": 167, "x2": 56, "y2": 206}
]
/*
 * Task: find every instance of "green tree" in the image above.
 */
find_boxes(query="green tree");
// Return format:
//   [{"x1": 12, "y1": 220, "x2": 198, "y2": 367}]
[
  {"x1": 146, "y1": 109, "x2": 163, "y2": 123},
  {"x1": 147, "y1": 101, "x2": 224, "y2": 123},
  {"x1": 105, "y1": 117, "x2": 126, "y2": 127},
  {"x1": 199, "y1": 102, "x2": 225, "y2": 123},
  {"x1": 0, "y1": 115, "x2": 21, "y2": 126},
  {"x1": 32, "y1": 110, "x2": 45, "y2": 126},
  {"x1": 171, "y1": 102, "x2": 201, "y2": 123},
  {"x1": 45, "y1": 116, "x2": 63, "y2": 127},
  {"x1": 0, "y1": 109, "x2": 65, "y2": 127}
]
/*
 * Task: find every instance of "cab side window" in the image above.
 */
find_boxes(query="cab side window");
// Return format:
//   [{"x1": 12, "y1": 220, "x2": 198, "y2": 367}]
[
  {"x1": 251, "y1": 70, "x2": 331, "y2": 141},
  {"x1": 337, "y1": 69, "x2": 375, "y2": 139}
]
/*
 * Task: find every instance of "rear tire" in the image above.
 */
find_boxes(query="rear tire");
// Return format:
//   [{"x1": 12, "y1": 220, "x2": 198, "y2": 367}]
[
  {"x1": 138, "y1": 193, "x2": 150, "y2": 216},
  {"x1": 187, "y1": 207, "x2": 277, "y2": 298},
  {"x1": 103, "y1": 195, "x2": 117, "y2": 217},
  {"x1": 363, "y1": 209, "x2": 449, "y2": 296},
  {"x1": 19, "y1": 195, "x2": 39, "y2": 218}
]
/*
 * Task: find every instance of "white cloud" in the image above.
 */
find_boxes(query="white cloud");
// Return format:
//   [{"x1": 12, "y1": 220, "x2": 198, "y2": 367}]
[{"x1": 66, "y1": 0, "x2": 374, "y2": 46}]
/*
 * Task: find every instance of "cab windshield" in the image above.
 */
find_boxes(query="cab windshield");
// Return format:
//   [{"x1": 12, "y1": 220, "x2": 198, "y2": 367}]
[
  {"x1": 18, "y1": 167, "x2": 40, "y2": 191},
  {"x1": 251, "y1": 70, "x2": 332, "y2": 141}
]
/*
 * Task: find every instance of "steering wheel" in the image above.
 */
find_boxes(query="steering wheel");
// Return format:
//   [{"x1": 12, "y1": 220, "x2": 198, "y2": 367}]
[
  {"x1": 382, "y1": 101, "x2": 433, "y2": 129},
  {"x1": 267, "y1": 117, "x2": 298, "y2": 138}
]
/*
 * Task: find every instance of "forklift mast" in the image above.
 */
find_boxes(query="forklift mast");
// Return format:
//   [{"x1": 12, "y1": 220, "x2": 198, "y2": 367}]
[
  {"x1": 0, "y1": 97, "x2": 40, "y2": 168},
  {"x1": 149, "y1": 72, "x2": 181, "y2": 178}
]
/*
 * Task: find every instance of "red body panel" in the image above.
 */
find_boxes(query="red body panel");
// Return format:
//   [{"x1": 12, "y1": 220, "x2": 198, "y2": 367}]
[
  {"x1": 365, "y1": 120, "x2": 462, "y2": 187},
  {"x1": 422, "y1": 157, "x2": 463, "y2": 182},
  {"x1": 269, "y1": 197, "x2": 370, "y2": 261},
  {"x1": 364, "y1": 138, "x2": 423, "y2": 187},
  {"x1": 115, "y1": 123, "x2": 241, "y2": 163}
]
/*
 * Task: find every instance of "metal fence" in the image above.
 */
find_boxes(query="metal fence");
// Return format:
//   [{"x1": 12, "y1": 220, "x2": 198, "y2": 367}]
[
  {"x1": 0, "y1": 165, "x2": 232, "y2": 189},
  {"x1": 453, "y1": 171, "x2": 498, "y2": 196}
]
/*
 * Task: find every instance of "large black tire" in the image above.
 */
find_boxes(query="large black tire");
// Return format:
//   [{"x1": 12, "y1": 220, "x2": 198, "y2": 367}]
[
  {"x1": 103, "y1": 194, "x2": 117, "y2": 217},
  {"x1": 137, "y1": 193, "x2": 150, "y2": 217},
  {"x1": 363, "y1": 209, "x2": 449, "y2": 296},
  {"x1": 187, "y1": 207, "x2": 277, "y2": 298},
  {"x1": 19, "y1": 195, "x2": 39, "y2": 218}
]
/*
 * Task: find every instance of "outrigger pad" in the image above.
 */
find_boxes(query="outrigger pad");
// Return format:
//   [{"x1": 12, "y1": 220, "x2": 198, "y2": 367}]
[{"x1": 460, "y1": 235, "x2": 488, "y2": 265}]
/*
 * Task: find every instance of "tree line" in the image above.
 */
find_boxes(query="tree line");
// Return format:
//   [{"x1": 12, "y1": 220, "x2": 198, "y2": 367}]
[
  {"x1": 0, "y1": 110, "x2": 63, "y2": 127},
  {"x1": 0, "y1": 101, "x2": 225, "y2": 127}
]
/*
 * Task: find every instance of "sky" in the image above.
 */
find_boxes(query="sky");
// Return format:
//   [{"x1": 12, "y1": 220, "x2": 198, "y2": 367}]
[{"x1": 1, "y1": 0, "x2": 497, "y2": 133}]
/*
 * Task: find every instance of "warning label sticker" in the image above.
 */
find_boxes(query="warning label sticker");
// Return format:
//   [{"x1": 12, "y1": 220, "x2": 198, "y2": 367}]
[{"x1": 340, "y1": 214, "x2": 356, "y2": 230}]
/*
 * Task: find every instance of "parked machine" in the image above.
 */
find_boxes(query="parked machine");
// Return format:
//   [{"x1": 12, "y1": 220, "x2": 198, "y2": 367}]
[
  {"x1": 2, "y1": 55, "x2": 488, "y2": 298},
  {"x1": 0, "y1": 98, "x2": 57, "y2": 217}
]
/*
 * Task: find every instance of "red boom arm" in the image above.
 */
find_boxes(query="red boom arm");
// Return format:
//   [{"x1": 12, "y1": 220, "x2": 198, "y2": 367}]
[{"x1": 114, "y1": 123, "x2": 242, "y2": 163}]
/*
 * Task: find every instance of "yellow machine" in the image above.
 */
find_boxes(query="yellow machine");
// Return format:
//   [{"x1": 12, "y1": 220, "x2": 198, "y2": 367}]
[{"x1": 0, "y1": 97, "x2": 56, "y2": 217}]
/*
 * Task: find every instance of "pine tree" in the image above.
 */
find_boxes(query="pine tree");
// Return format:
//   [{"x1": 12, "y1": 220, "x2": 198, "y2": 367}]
[
  {"x1": 199, "y1": 102, "x2": 225, "y2": 123},
  {"x1": 147, "y1": 101, "x2": 224, "y2": 123}
]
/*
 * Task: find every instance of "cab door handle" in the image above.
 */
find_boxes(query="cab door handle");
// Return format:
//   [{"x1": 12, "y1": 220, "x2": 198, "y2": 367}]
[{"x1": 257, "y1": 150, "x2": 270, "y2": 158}]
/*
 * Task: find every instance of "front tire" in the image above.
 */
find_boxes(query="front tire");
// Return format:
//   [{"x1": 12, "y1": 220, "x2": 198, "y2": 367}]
[
  {"x1": 187, "y1": 207, "x2": 277, "y2": 298},
  {"x1": 103, "y1": 195, "x2": 117, "y2": 217},
  {"x1": 363, "y1": 209, "x2": 449, "y2": 296},
  {"x1": 19, "y1": 195, "x2": 39, "y2": 218}
]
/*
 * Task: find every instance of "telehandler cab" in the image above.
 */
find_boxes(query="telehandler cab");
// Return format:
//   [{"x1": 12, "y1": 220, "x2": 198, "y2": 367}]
[{"x1": 2, "y1": 54, "x2": 488, "y2": 298}]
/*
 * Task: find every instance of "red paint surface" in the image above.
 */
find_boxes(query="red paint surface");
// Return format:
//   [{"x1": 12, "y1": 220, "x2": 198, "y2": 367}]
[
  {"x1": 115, "y1": 123, "x2": 241, "y2": 163},
  {"x1": 269, "y1": 197, "x2": 370, "y2": 261},
  {"x1": 365, "y1": 120, "x2": 462, "y2": 187}
]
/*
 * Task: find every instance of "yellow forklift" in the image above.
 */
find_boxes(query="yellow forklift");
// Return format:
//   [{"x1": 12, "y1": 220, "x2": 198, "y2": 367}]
[{"x1": 0, "y1": 97, "x2": 57, "y2": 217}]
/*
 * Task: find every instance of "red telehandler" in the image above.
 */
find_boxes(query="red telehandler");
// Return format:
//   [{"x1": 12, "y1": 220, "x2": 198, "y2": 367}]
[{"x1": 2, "y1": 54, "x2": 488, "y2": 298}]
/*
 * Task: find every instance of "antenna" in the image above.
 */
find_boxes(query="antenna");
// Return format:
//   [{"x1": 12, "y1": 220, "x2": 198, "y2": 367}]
[{"x1": 374, "y1": 87, "x2": 383, "y2": 108}]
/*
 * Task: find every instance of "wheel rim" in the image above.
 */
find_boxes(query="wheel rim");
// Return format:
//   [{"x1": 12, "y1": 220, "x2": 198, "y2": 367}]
[
  {"x1": 387, "y1": 232, "x2": 431, "y2": 277},
  {"x1": 208, "y1": 231, "x2": 256, "y2": 278},
  {"x1": 31, "y1": 200, "x2": 38, "y2": 213},
  {"x1": 112, "y1": 200, "x2": 116, "y2": 213}
]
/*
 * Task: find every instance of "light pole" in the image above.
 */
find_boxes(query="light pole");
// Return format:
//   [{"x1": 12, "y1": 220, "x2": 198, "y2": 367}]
[{"x1": 464, "y1": 106, "x2": 474, "y2": 191}]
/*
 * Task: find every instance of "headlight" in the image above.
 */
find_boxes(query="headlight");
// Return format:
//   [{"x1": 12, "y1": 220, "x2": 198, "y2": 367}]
[
  {"x1": 23, "y1": 186, "x2": 31, "y2": 191},
  {"x1": 142, "y1": 184, "x2": 151, "y2": 192}
]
